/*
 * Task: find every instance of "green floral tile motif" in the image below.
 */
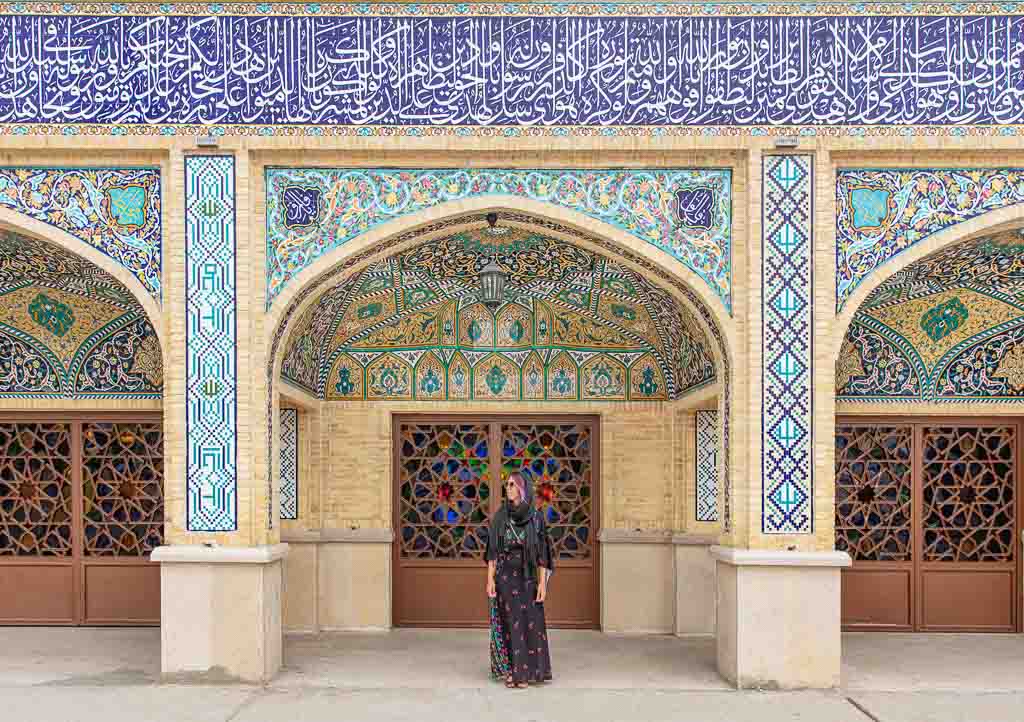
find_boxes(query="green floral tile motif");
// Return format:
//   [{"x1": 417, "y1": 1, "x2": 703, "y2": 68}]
[
  {"x1": 267, "y1": 168, "x2": 732, "y2": 311},
  {"x1": 635, "y1": 366, "x2": 660, "y2": 397},
  {"x1": 420, "y1": 368, "x2": 442, "y2": 395},
  {"x1": 485, "y1": 365, "x2": 507, "y2": 394},
  {"x1": 0, "y1": 168, "x2": 162, "y2": 300},
  {"x1": 335, "y1": 367, "x2": 356, "y2": 395}
]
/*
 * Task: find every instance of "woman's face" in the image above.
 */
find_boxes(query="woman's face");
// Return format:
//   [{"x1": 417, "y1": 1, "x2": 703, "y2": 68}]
[{"x1": 506, "y1": 477, "x2": 521, "y2": 504}]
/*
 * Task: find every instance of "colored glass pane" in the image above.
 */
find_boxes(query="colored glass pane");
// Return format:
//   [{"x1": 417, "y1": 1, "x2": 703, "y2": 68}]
[{"x1": 398, "y1": 423, "x2": 491, "y2": 559}]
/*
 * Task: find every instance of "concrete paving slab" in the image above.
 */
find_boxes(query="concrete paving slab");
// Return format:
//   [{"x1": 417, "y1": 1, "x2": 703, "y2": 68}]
[
  {"x1": 279, "y1": 629, "x2": 727, "y2": 690},
  {"x1": 842, "y1": 633, "x2": 1024, "y2": 692},
  {"x1": 849, "y1": 692, "x2": 1024, "y2": 722},
  {"x1": 234, "y1": 687, "x2": 869, "y2": 722},
  {"x1": 0, "y1": 628, "x2": 159, "y2": 685},
  {"x1": 0, "y1": 686, "x2": 256, "y2": 722}
]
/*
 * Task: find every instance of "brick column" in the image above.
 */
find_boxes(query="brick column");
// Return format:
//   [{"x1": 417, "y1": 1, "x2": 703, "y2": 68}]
[
  {"x1": 154, "y1": 146, "x2": 285, "y2": 683},
  {"x1": 712, "y1": 149, "x2": 850, "y2": 689}
]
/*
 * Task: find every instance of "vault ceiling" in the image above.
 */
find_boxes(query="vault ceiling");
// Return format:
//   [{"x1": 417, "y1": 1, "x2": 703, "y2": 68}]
[
  {"x1": 280, "y1": 228, "x2": 716, "y2": 402},
  {"x1": 0, "y1": 231, "x2": 161, "y2": 397},
  {"x1": 838, "y1": 230, "x2": 1024, "y2": 401}
]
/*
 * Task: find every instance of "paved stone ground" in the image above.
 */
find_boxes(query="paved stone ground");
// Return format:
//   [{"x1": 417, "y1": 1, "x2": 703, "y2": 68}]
[{"x1": 1, "y1": 628, "x2": 1023, "y2": 721}]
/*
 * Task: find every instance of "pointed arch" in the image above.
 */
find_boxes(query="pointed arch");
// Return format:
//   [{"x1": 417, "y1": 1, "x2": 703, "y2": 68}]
[
  {"x1": 266, "y1": 203, "x2": 736, "y2": 535},
  {"x1": 0, "y1": 208, "x2": 162, "y2": 343},
  {"x1": 834, "y1": 207, "x2": 1024, "y2": 363}
]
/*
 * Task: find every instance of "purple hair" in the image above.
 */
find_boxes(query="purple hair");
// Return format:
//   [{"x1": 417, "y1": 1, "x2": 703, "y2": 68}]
[{"x1": 507, "y1": 472, "x2": 528, "y2": 503}]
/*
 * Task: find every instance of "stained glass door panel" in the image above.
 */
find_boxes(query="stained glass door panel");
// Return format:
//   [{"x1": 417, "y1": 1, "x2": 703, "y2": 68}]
[
  {"x1": 835, "y1": 423, "x2": 915, "y2": 630},
  {"x1": 398, "y1": 422, "x2": 491, "y2": 560},
  {"x1": 79, "y1": 422, "x2": 163, "y2": 624},
  {"x1": 500, "y1": 421, "x2": 599, "y2": 628},
  {"x1": 0, "y1": 416, "x2": 163, "y2": 626},
  {"x1": 393, "y1": 416, "x2": 599, "y2": 629},
  {"x1": 0, "y1": 423, "x2": 75, "y2": 623},
  {"x1": 918, "y1": 424, "x2": 1017, "y2": 631},
  {"x1": 501, "y1": 424, "x2": 593, "y2": 560},
  {"x1": 393, "y1": 420, "x2": 496, "y2": 627}
]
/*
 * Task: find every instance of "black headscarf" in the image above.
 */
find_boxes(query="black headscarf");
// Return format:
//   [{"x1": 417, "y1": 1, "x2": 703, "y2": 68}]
[{"x1": 489, "y1": 473, "x2": 542, "y2": 577}]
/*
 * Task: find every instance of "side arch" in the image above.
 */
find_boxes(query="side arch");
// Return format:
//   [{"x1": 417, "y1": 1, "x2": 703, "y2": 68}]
[
  {"x1": 833, "y1": 207, "x2": 1024, "y2": 365},
  {"x1": 0, "y1": 209, "x2": 163, "y2": 345}
]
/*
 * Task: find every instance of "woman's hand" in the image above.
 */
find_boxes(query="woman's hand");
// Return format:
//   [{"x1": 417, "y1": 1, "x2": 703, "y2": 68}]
[{"x1": 487, "y1": 577, "x2": 497, "y2": 599}]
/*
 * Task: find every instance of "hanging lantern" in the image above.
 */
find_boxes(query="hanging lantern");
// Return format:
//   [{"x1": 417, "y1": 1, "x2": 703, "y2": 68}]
[
  {"x1": 478, "y1": 212, "x2": 507, "y2": 309},
  {"x1": 478, "y1": 258, "x2": 506, "y2": 310}
]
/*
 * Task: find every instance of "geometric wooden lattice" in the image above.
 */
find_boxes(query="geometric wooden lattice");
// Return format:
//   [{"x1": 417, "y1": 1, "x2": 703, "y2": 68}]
[
  {"x1": 398, "y1": 422, "x2": 492, "y2": 560},
  {"x1": 81, "y1": 422, "x2": 164, "y2": 557},
  {"x1": 835, "y1": 424, "x2": 913, "y2": 562},
  {"x1": 0, "y1": 423, "x2": 73, "y2": 556},
  {"x1": 921, "y1": 426, "x2": 1016, "y2": 563},
  {"x1": 501, "y1": 423, "x2": 593, "y2": 561}
]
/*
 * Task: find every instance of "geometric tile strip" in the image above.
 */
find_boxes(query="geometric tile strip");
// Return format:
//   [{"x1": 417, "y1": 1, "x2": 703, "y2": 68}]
[
  {"x1": 835, "y1": 168, "x2": 1024, "y2": 312},
  {"x1": 265, "y1": 168, "x2": 733, "y2": 313},
  {"x1": 761, "y1": 155, "x2": 813, "y2": 535},
  {"x1": 0, "y1": 167, "x2": 163, "y2": 300},
  {"x1": 185, "y1": 155, "x2": 238, "y2": 533},
  {"x1": 279, "y1": 408, "x2": 298, "y2": 521},
  {"x1": 695, "y1": 409, "x2": 719, "y2": 523}
]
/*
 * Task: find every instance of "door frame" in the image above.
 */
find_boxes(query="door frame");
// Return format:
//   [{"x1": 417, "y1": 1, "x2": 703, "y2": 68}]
[
  {"x1": 836, "y1": 414, "x2": 1023, "y2": 633},
  {"x1": 0, "y1": 411, "x2": 163, "y2": 626},
  {"x1": 391, "y1": 412, "x2": 601, "y2": 628}
]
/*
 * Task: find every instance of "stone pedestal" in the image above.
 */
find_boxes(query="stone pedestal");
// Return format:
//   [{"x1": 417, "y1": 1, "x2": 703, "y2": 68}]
[
  {"x1": 151, "y1": 544, "x2": 289, "y2": 683},
  {"x1": 711, "y1": 546, "x2": 851, "y2": 689},
  {"x1": 674, "y1": 534, "x2": 717, "y2": 636}
]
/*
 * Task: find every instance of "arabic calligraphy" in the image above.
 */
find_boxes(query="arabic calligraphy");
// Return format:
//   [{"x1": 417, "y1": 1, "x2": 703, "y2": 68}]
[
  {"x1": 2, "y1": 14, "x2": 1024, "y2": 126},
  {"x1": 676, "y1": 188, "x2": 715, "y2": 229}
]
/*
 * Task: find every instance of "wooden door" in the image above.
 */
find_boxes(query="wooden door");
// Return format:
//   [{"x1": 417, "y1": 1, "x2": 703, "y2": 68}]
[
  {"x1": 393, "y1": 414, "x2": 599, "y2": 628},
  {"x1": 0, "y1": 414, "x2": 163, "y2": 625},
  {"x1": 836, "y1": 417, "x2": 1021, "y2": 632}
]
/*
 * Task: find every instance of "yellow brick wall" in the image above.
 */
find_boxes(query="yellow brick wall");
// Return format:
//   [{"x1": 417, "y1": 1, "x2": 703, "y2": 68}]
[{"x1": 296, "y1": 399, "x2": 721, "y2": 534}]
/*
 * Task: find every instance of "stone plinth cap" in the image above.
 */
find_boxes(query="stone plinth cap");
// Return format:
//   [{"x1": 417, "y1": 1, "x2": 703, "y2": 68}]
[
  {"x1": 151, "y1": 543, "x2": 290, "y2": 564},
  {"x1": 710, "y1": 546, "x2": 852, "y2": 568}
]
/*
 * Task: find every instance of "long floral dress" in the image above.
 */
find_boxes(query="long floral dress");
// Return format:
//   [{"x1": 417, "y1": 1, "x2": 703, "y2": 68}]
[{"x1": 486, "y1": 516, "x2": 554, "y2": 684}]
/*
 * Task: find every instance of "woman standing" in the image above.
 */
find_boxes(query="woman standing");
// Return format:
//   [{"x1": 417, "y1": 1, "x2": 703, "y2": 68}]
[{"x1": 485, "y1": 471, "x2": 554, "y2": 688}]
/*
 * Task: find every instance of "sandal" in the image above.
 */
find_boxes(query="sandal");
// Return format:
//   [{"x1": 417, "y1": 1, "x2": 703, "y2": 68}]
[{"x1": 505, "y1": 677, "x2": 516, "y2": 689}]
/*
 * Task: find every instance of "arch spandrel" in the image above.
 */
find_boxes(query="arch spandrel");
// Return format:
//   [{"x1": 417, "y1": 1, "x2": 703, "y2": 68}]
[
  {"x1": 835, "y1": 168, "x2": 1024, "y2": 317},
  {"x1": 266, "y1": 168, "x2": 733, "y2": 314},
  {"x1": 0, "y1": 168, "x2": 162, "y2": 303}
]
